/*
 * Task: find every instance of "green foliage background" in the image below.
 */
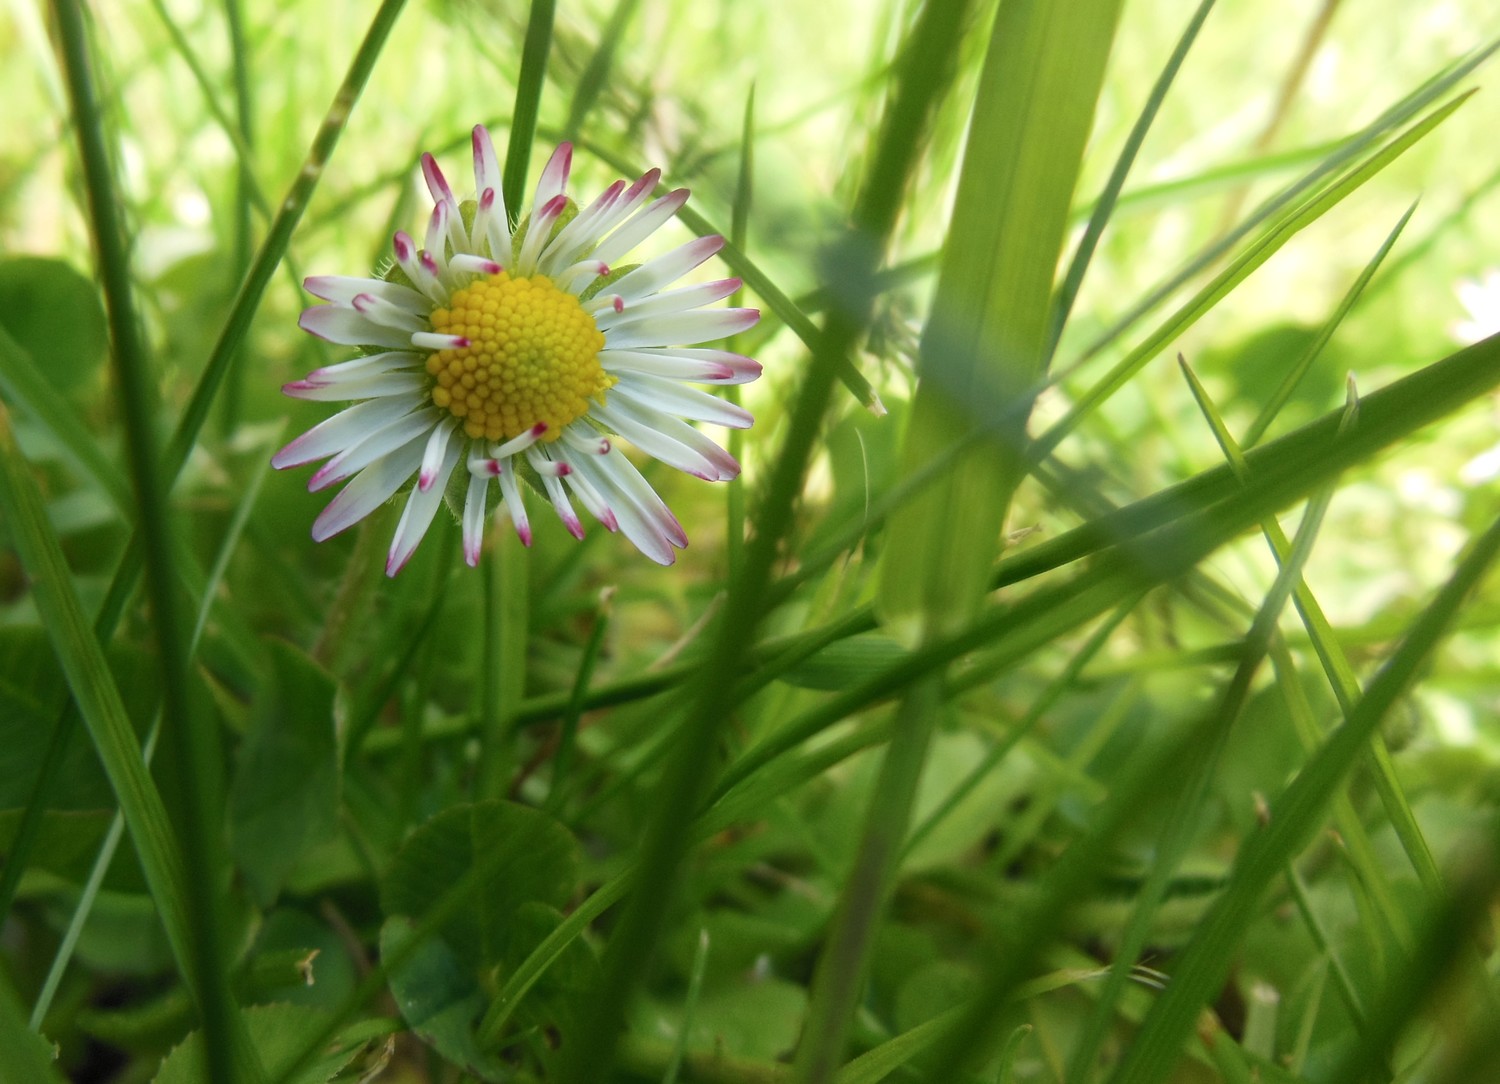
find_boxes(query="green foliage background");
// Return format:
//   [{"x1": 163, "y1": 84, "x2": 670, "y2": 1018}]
[{"x1": 3, "y1": 0, "x2": 1500, "y2": 1082}]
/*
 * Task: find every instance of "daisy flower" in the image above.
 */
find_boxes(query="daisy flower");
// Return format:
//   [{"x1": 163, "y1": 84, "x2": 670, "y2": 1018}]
[{"x1": 273, "y1": 126, "x2": 761, "y2": 574}]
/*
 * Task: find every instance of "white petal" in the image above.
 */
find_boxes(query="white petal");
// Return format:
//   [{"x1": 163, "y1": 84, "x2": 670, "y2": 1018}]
[
  {"x1": 516, "y1": 195, "x2": 566, "y2": 277},
  {"x1": 272, "y1": 396, "x2": 417, "y2": 468},
  {"x1": 299, "y1": 305, "x2": 415, "y2": 349},
  {"x1": 462, "y1": 465, "x2": 491, "y2": 566},
  {"x1": 387, "y1": 439, "x2": 461, "y2": 575},
  {"x1": 539, "y1": 180, "x2": 626, "y2": 273},
  {"x1": 306, "y1": 351, "x2": 423, "y2": 383},
  {"x1": 418, "y1": 416, "x2": 460, "y2": 490},
  {"x1": 311, "y1": 436, "x2": 425, "y2": 541},
  {"x1": 592, "y1": 278, "x2": 741, "y2": 329},
  {"x1": 476, "y1": 188, "x2": 513, "y2": 268},
  {"x1": 571, "y1": 452, "x2": 679, "y2": 564},
  {"x1": 612, "y1": 374, "x2": 753, "y2": 428},
  {"x1": 421, "y1": 153, "x2": 468, "y2": 255},
  {"x1": 283, "y1": 371, "x2": 428, "y2": 402},
  {"x1": 471, "y1": 127, "x2": 507, "y2": 227},
  {"x1": 603, "y1": 308, "x2": 760, "y2": 350},
  {"x1": 586, "y1": 169, "x2": 661, "y2": 246},
  {"x1": 497, "y1": 466, "x2": 532, "y2": 546},
  {"x1": 599, "y1": 347, "x2": 761, "y2": 385},
  {"x1": 594, "y1": 400, "x2": 740, "y2": 481},
  {"x1": 392, "y1": 231, "x2": 447, "y2": 305}
]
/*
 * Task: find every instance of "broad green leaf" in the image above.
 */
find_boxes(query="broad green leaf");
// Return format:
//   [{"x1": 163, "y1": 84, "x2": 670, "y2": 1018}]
[
  {"x1": 0, "y1": 257, "x2": 107, "y2": 397},
  {"x1": 228, "y1": 640, "x2": 339, "y2": 907},
  {"x1": 879, "y1": 0, "x2": 1126, "y2": 642},
  {"x1": 379, "y1": 916, "x2": 508, "y2": 1083},
  {"x1": 0, "y1": 966, "x2": 64, "y2": 1084},
  {"x1": 152, "y1": 1003, "x2": 369, "y2": 1084},
  {"x1": 379, "y1": 800, "x2": 580, "y2": 970}
]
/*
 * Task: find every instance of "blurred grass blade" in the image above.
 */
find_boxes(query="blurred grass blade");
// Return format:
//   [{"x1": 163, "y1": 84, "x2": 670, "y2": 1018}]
[
  {"x1": 562, "y1": 0, "x2": 640, "y2": 139},
  {"x1": 0, "y1": 324, "x2": 130, "y2": 514},
  {"x1": 562, "y1": 2, "x2": 978, "y2": 1079},
  {"x1": 1047, "y1": 0, "x2": 1217, "y2": 360},
  {"x1": 879, "y1": 0, "x2": 1125, "y2": 642},
  {"x1": 1108, "y1": 512, "x2": 1500, "y2": 1084}
]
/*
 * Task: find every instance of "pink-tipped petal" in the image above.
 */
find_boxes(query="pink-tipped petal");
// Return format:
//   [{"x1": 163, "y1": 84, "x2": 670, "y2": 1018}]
[
  {"x1": 462, "y1": 468, "x2": 490, "y2": 566},
  {"x1": 410, "y1": 332, "x2": 469, "y2": 351},
  {"x1": 612, "y1": 375, "x2": 754, "y2": 429},
  {"x1": 591, "y1": 278, "x2": 741, "y2": 329},
  {"x1": 534, "y1": 143, "x2": 573, "y2": 208},
  {"x1": 387, "y1": 439, "x2": 460, "y2": 575},
  {"x1": 272, "y1": 397, "x2": 416, "y2": 469},
  {"x1": 310, "y1": 436, "x2": 425, "y2": 542}
]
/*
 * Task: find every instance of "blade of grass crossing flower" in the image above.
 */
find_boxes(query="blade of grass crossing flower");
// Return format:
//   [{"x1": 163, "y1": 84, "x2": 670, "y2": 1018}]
[
  {"x1": 50, "y1": 2, "x2": 251, "y2": 1077},
  {"x1": 1033, "y1": 90, "x2": 1472, "y2": 464},
  {"x1": 726, "y1": 85, "x2": 755, "y2": 575},
  {"x1": 1106, "y1": 513, "x2": 1500, "y2": 1084},
  {"x1": 1045, "y1": 0, "x2": 1217, "y2": 361},
  {"x1": 879, "y1": 0, "x2": 1125, "y2": 642},
  {"x1": 502, "y1": 0, "x2": 556, "y2": 219},
  {"x1": 561, "y1": 2, "x2": 977, "y2": 1079}
]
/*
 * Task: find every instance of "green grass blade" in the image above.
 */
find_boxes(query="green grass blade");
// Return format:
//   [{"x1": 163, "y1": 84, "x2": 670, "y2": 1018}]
[
  {"x1": 50, "y1": 3, "x2": 246, "y2": 1076},
  {"x1": 1033, "y1": 90, "x2": 1471, "y2": 464},
  {"x1": 502, "y1": 0, "x2": 557, "y2": 218},
  {"x1": 879, "y1": 0, "x2": 1125, "y2": 641},
  {"x1": 1107, "y1": 512, "x2": 1500, "y2": 1084}
]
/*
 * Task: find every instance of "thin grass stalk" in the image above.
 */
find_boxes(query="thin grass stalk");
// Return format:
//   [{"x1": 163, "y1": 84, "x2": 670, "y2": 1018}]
[
  {"x1": 219, "y1": 0, "x2": 255, "y2": 435},
  {"x1": 1107, "y1": 512, "x2": 1500, "y2": 1084},
  {"x1": 477, "y1": 535, "x2": 528, "y2": 799},
  {"x1": 725, "y1": 84, "x2": 755, "y2": 576},
  {"x1": 545, "y1": 587, "x2": 612, "y2": 814},
  {"x1": 558, "y1": 2, "x2": 976, "y2": 1076},
  {"x1": 503, "y1": 0, "x2": 556, "y2": 219},
  {"x1": 0, "y1": 0, "x2": 409, "y2": 921},
  {"x1": 792, "y1": 676, "x2": 943, "y2": 1083},
  {"x1": 50, "y1": 3, "x2": 245, "y2": 1077}
]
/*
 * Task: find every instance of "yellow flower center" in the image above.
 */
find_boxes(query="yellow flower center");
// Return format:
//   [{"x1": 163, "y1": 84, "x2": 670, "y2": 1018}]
[{"x1": 425, "y1": 272, "x2": 612, "y2": 442}]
